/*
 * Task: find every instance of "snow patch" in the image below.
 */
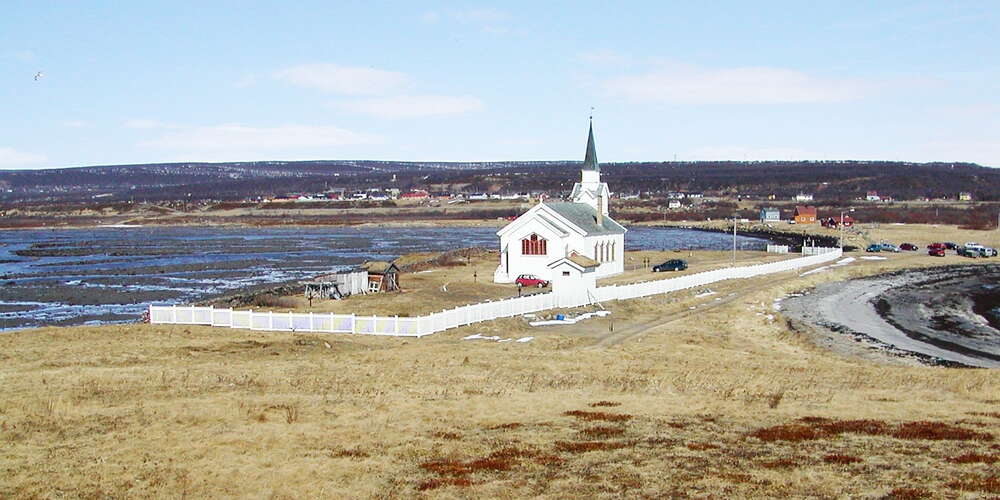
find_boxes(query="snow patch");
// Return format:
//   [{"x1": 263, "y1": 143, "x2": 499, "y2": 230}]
[{"x1": 860, "y1": 256, "x2": 888, "y2": 260}]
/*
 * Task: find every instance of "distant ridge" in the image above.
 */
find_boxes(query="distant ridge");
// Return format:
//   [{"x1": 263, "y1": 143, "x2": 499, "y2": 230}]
[{"x1": 0, "y1": 159, "x2": 996, "y2": 203}]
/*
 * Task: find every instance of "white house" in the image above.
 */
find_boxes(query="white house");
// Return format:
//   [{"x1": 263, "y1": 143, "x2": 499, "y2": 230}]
[
  {"x1": 794, "y1": 193, "x2": 814, "y2": 202},
  {"x1": 493, "y1": 123, "x2": 627, "y2": 283}
]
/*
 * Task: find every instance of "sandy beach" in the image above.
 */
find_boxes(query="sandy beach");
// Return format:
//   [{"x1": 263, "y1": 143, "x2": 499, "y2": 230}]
[{"x1": 783, "y1": 264, "x2": 1000, "y2": 368}]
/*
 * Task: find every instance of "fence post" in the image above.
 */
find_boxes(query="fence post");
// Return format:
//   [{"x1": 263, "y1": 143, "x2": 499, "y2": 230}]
[
  {"x1": 171, "y1": 305, "x2": 177, "y2": 323},
  {"x1": 288, "y1": 311, "x2": 293, "y2": 331},
  {"x1": 208, "y1": 305, "x2": 214, "y2": 326},
  {"x1": 309, "y1": 312, "x2": 314, "y2": 332},
  {"x1": 350, "y1": 313, "x2": 355, "y2": 334},
  {"x1": 394, "y1": 315, "x2": 399, "y2": 335},
  {"x1": 268, "y1": 311, "x2": 274, "y2": 330}
]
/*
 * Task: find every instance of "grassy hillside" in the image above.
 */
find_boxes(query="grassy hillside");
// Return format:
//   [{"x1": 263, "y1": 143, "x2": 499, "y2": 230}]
[{"x1": 2, "y1": 225, "x2": 999, "y2": 497}]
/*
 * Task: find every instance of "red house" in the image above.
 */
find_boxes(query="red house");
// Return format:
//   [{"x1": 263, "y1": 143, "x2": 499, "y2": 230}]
[{"x1": 793, "y1": 205, "x2": 817, "y2": 224}]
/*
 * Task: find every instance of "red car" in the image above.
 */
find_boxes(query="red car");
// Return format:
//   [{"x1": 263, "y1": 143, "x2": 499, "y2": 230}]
[
  {"x1": 899, "y1": 243, "x2": 918, "y2": 251},
  {"x1": 927, "y1": 242, "x2": 946, "y2": 251},
  {"x1": 515, "y1": 274, "x2": 549, "y2": 288},
  {"x1": 928, "y1": 248, "x2": 946, "y2": 257}
]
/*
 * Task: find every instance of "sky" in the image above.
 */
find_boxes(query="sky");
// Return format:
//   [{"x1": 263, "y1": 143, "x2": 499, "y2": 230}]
[{"x1": 1, "y1": 1, "x2": 998, "y2": 169}]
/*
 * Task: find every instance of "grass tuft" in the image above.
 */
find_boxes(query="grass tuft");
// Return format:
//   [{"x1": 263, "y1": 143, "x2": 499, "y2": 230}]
[
  {"x1": 589, "y1": 401, "x2": 621, "y2": 407},
  {"x1": 758, "y1": 457, "x2": 801, "y2": 469},
  {"x1": 563, "y1": 410, "x2": 632, "y2": 423},
  {"x1": 430, "y1": 430, "x2": 461, "y2": 440},
  {"x1": 945, "y1": 475, "x2": 1000, "y2": 494},
  {"x1": 882, "y1": 487, "x2": 931, "y2": 499},
  {"x1": 686, "y1": 442, "x2": 720, "y2": 451},
  {"x1": 416, "y1": 478, "x2": 472, "y2": 491},
  {"x1": 554, "y1": 440, "x2": 634, "y2": 453},
  {"x1": 946, "y1": 453, "x2": 998, "y2": 464},
  {"x1": 823, "y1": 453, "x2": 863, "y2": 464},
  {"x1": 579, "y1": 426, "x2": 625, "y2": 438}
]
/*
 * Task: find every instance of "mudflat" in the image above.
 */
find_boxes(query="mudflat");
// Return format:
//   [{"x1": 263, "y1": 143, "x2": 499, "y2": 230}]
[{"x1": 783, "y1": 264, "x2": 1000, "y2": 368}]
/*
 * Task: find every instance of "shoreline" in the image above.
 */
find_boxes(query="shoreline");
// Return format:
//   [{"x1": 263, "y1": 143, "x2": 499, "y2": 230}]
[{"x1": 782, "y1": 264, "x2": 1000, "y2": 368}]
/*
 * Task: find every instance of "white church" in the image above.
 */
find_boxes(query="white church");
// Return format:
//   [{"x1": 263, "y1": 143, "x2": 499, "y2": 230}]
[{"x1": 493, "y1": 122, "x2": 627, "y2": 285}]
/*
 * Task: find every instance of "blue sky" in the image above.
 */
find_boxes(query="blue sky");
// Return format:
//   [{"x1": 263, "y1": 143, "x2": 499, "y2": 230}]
[{"x1": 2, "y1": 1, "x2": 998, "y2": 169}]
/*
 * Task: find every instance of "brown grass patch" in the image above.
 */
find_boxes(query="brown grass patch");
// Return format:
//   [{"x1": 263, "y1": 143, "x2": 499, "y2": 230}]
[
  {"x1": 666, "y1": 421, "x2": 686, "y2": 429},
  {"x1": 416, "y1": 477, "x2": 473, "y2": 491},
  {"x1": 563, "y1": 410, "x2": 633, "y2": 423},
  {"x1": 430, "y1": 430, "x2": 461, "y2": 440},
  {"x1": 329, "y1": 448, "x2": 369, "y2": 459},
  {"x1": 554, "y1": 440, "x2": 634, "y2": 454},
  {"x1": 748, "y1": 424, "x2": 824, "y2": 442},
  {"x1": 758, "y1": 457, "x2": 802, "y2": 469},
  {"x1": 882, "y1": 487, "x2": 931, "y2": 499},
  {"x1": 686, "y1": 442, "x2": 720, "y2": 451},
  {"x1": 889, "y1": 421, "x2": 992, "y2": 441},
  {"x1": 968, "y1": 411, "x2": 1000, "y2": 419},
  {"x1": 589, "y1": 401, "x2": 621, "y2": 407},
  {"x1": 945, "y1": 475, "x2": 1000, "y2": 494},
  {"x1": 488, "y1": 422, "x2": 523, "y2": 430},
  {"x1": 750, "y1": 419, "x2": 991, "y2": 442},
  {"x1": 946, "y1": 453, "x2": 998, "y2": 464},
  {"x1": 823, "y1": 453, "x2": 863, "y2": 464},
  {"x1": 580, "y1": 426, "x2": 625, "y2": 438}
]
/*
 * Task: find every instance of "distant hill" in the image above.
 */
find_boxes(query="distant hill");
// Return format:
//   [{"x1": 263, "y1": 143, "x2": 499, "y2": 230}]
[{"x1": 0, "y1": 159, "x2": 996, "y2": 204}]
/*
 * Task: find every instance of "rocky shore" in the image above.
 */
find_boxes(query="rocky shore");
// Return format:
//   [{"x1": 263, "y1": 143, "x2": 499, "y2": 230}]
[{"x1": 782, "y1": 264, "x2": 1000, "y2": 368}]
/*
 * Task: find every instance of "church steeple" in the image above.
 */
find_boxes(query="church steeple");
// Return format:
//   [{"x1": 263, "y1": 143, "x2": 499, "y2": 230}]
[{"x1": 582, "y1": 120, "x2": 599, "y2": 173}]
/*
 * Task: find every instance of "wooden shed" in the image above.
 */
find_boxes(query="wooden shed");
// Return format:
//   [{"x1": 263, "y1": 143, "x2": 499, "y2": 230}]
[
  {"x1": 304, "y1": 268, "x2": 368, "y2": 300},
  {"x1": 362, "y1": 261, "x2": 401, "y2": 293},
  {"x1": 793, "y1": 205, "x2": 817, "y2": 224}
]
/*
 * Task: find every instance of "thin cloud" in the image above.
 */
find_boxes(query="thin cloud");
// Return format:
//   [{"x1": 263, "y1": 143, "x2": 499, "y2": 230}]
[
  {"x1": 124, "y1": 118, "x2": 169, "y2": 129},
  {"x1": 606, "y1": 64, "x2": 868, "y2": 104},
  {"x1": 334, "y1": 95, "x2": 484, "y2": 118},
  {"x1": 274, "y1": 63, "x2": 408, "y2": 95},
  {"x1": 577, "y1": 49, "x2": 632, "y2": 67},
  {"x1": 138, "y1": 123, "x2": 380, "y2": 151},
  {"x1": 0, "y1": 147, "x2": 47, "y2": 168}
]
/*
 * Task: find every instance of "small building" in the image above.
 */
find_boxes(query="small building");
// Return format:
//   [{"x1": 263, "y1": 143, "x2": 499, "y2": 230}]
[
  {"x1": 667, "y1": 192, "x2": 685, "y2": 199},
  {"x1": 362, "y1": 261, "x2": 401, "y2": 293},
  {"x1": 821, "y1": 215, "x2": 855, "y2": 228},
  {"x1": 793, "y1": 205, "x2": 817, "y2": 224},
  {"x1": 866, "y1": 190, "x2": 881, "y2": 202},
  {"x1": 667, "y1": 200, "x2": 682, "y2": 209},
  {"x1": 795, "y1": 193, "x2": 814, "y2": 202},
  {"x1": 400, "y1": 190, "x2": 429, "y2": 199},
  {"x1": 760, "y1": 207, "x2": 781, "y2": 223},
  {"x1": 547, "y1": 253, "x2": 599, "y2": 307},
  {"x1": 304, "y1": 268, "x2": 368, "y2": 300},
  {"x1": 959, "y1": 191, "x2": 973, "y2": 201}
]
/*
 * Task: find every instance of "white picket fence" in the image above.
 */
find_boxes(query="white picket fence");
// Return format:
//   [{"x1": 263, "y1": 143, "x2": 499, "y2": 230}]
[{"x1": 149, "y1": 249, "x2": 841, "y2": 337}]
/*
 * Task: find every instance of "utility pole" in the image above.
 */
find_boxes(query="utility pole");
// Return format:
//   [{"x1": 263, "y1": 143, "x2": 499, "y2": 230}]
[{"x1": 732, "y1": 215, "x2": 737, "y2": 267}]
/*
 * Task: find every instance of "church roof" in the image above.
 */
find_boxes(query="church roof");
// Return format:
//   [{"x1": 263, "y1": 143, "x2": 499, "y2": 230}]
[
  {"x1": 582, "y1": 122, "x2": 599, "y2": 173},
  {"x1": 544, "y1": 202, "x2": 626, "y2": 236}
]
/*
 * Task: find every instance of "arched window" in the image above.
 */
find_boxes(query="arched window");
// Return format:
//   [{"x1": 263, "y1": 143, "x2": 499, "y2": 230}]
[
  {"x1": 521, "y1": 233, "x2": 547, "y2": 255},
  {"x1": 610, "y1": 242, "x2": 615, "y2": 261}
]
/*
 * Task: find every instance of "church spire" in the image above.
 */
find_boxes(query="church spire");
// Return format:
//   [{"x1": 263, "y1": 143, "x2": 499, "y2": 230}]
[{"x1": 582, "y1": 119, "x2": 599, "y2": 173}]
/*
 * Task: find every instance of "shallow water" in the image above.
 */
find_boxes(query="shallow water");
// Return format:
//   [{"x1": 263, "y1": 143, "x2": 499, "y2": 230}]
[{"x1": 0, "y1": 225, "x2": 767, "y2": 329}]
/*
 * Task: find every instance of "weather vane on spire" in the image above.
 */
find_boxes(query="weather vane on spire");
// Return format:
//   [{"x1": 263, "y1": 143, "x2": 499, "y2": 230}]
[{"x1": 589, "y1": 106, "x2": 594, "y2": 122}]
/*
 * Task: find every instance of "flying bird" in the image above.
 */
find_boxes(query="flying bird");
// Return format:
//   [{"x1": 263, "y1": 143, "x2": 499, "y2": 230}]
[{"x1": 33, "y1": 72, "x2": 43, "y2": 81}]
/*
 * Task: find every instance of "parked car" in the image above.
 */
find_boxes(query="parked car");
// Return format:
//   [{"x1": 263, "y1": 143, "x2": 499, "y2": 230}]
[
  {"x1": 980, "y1": 247, "x2": 997, "y2": 257},
  {"x1": 866, "y1": 244, "x2": 882, "y2": 253},
  {"x1": 957, "y1": 246, "x2": 980, "y2": 258},
  {"x1": 515, "y1": 274, "x2": 549, "y2": 288},
  {"x1": 653, "y1": 259, "x2": 688, "y2": 272},
  {"x1": 927, "y1": 242, "x2": 946, "y2": 251},
  {"x1": 899, "y1": 243, "x2": 918, "y2": 251},
  {"x1": 944, "y1": 242, "x2": 958, "y2": 249},
  {"x1": 928, "y1": 247, "x2": 946, "y2": 257},
  {"x1": 879, "y1": 243, "x2": 900, "y2": 252}
]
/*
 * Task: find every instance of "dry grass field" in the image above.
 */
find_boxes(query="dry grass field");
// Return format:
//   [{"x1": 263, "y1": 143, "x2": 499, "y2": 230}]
[{"x1": 2, "y1": 224, "x2": 999, "y2": 498}]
